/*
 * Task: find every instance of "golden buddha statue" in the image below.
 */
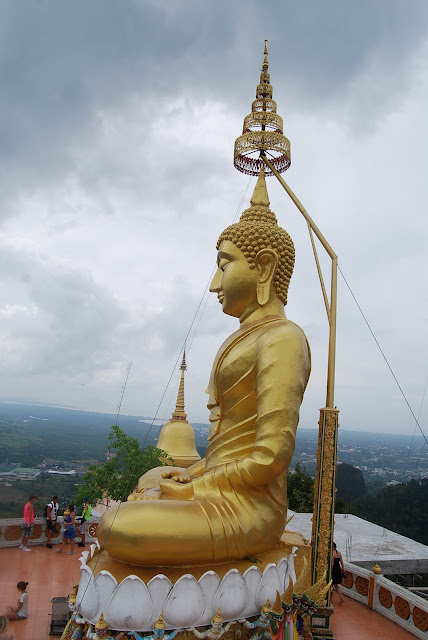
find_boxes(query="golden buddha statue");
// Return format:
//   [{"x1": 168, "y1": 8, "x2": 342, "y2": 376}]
[{"x1": 97, "y1": 168, "x2": 310, "y2": 566}]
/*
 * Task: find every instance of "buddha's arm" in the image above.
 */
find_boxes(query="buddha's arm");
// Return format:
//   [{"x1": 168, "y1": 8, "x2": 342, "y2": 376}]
[
  {"x1": 186, "y1": 457, "x2": 206, "y2": 477},
  {"x1": 162, "y1": 457, "x2": 206, "y2": 481},
  {"x1": 238, "y1": 324, "x2": 310, "y2": 485}
]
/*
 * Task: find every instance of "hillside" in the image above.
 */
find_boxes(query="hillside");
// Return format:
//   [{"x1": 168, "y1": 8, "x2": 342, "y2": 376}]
[{"x1": 0, "y1": 402, "x2": 425, "y2": 478}]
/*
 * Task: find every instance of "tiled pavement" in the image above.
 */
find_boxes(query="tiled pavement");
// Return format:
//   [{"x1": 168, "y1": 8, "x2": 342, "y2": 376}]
[{"x1": 0, "y1": 545, "x2": 417, "y2": 639}]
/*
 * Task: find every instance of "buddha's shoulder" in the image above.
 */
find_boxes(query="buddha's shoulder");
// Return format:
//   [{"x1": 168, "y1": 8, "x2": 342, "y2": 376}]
[
  {"x1": 257, "y1": 317, "x2": 307, "y2": 341},
  {"x1": 253, "y1": 318, "x2": 309, "y2": 357}
]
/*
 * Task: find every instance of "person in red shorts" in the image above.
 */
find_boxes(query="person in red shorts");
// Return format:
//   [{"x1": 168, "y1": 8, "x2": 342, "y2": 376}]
[{"x1": 20, "y1": 495, "x2": 36, "y2": 552}]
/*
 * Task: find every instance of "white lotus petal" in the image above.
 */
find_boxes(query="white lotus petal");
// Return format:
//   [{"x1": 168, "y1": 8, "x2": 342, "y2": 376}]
[
  {"x1": 284, "y1": 546, "x2": 298, "y2": 591},
  {"x1": 198, "y1": 571, "x2": 221, "y2": 624},
  {"x1": 242, "y1": 565, "x2": 262, "y2": 618},
  {"x1": 77, "y1": 566, "x2": 98, "y2": 621},
  {"x1": 81, "y1": 550, "x2": 90, "y2": 562},
  {"x1": 147, "y1": 574, "x2": 173, "y2": 628},
  {"x1": 93, "y1": 572, "x2": 117, "y2": 623},
  {"x1": 163, "y1": 575, "x2": 204, "y2": 628},
  {"x1": 214, "y1": 569, "x2": 247, "y2": 620},
  {"x1": 107, "y1": 575, "x2": 153, "y2": 630},
  {"x1": 277, "y1": 558, "x2": 288, "y2": 593},
  {"x1": 256, "y1": 563, "x2": 281, "y2": 608}
]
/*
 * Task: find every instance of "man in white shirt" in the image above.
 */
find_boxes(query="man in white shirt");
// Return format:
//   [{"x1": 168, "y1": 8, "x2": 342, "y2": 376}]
[{"x1": 46, "y1": 496, "x2": 59, "y2": 549}]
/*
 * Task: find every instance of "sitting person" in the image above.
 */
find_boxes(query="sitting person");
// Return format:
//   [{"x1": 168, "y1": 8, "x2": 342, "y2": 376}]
[
  {"x1": 4, "y1": 581, "x2": 29, "y2": 621},
  {"x1": 97, "y1": 168, "x2": 310, "y2": 566}
]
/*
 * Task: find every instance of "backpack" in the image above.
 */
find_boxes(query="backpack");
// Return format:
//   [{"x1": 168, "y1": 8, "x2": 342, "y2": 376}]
[{"x1": 43, "y1": 503, "x2": 50, "y2": 518}]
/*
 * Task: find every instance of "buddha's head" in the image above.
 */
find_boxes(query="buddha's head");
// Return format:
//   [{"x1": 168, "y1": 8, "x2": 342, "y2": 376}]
[{"x1": 211, "y1": 168, "x2": 294, "y2": 319}]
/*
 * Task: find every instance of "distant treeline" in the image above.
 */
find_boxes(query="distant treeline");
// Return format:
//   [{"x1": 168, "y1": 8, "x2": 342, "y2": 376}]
[
  {"x1": 290, "y1": 462, "x2": 428, "y2": 547},
  {"x1": 0, "y1": 404, "x2": 210, "y2": 467},
  {"x1": 353, "y1": 478, "x2": 428, "y2": 546}
]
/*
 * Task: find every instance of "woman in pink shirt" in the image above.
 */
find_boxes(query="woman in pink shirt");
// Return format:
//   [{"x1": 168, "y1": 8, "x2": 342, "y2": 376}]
[{"x1": 20, "y1": 495, "x2": 36, "y2": 552}]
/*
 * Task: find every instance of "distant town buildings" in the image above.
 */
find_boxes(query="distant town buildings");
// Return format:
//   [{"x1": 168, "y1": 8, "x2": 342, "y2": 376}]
[{"x1": 0, "y1": 465, "x2": 40, "y2": 480}]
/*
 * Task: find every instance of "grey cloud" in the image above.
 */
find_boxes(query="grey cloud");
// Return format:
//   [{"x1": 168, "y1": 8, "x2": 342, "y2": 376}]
[
  {"x1": 0, "y1": 2, "x2": 426, "y2": 433},
  {"x1": 1, "y1": 0, "x2": 427, "y2": 211},
  {"x1": 0, "y1": 243, "x2": 124, "y2": 374}
]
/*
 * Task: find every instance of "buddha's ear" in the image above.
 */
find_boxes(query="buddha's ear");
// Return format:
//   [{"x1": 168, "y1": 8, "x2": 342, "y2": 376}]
[{"x1": 255, "y1": 249, "x2": 278, "y2": 306}]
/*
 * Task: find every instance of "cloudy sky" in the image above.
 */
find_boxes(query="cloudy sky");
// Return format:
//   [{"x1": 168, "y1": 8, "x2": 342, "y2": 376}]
[{"x1": 0, "y1": 1, "x2": 427, "y2": 439}]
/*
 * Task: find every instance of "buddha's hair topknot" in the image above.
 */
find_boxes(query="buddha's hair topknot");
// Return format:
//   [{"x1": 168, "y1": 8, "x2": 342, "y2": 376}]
[{"x1": 217, "y1": 205, "x2": 295, "y2": 305}]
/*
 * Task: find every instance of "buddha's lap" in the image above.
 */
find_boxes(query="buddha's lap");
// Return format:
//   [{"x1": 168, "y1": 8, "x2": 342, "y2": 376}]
[{"x1": 97, "y1": 499, "x2": 215, "y2": 564}]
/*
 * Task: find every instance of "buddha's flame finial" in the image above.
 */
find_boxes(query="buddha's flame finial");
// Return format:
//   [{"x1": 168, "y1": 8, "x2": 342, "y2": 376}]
[
  {"x1": 250, "y1": 166, "x2": 270, "y2": 208},
  {"x1": 234, "y1": 40, "x2": 291, "y2": 176}
]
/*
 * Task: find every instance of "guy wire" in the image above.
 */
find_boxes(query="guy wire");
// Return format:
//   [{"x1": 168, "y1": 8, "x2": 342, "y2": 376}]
[
  {"x1": 338, "y1": 265, "x2": 428, "y2": 447},
  {"x1": 142, "y1": 175, "x2": 252, "y2": 447}
]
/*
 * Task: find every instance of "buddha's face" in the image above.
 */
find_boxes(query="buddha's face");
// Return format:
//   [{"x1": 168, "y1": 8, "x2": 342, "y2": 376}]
[{"x1": 210, "y1": 240, "x2": 259, "y2": 319}]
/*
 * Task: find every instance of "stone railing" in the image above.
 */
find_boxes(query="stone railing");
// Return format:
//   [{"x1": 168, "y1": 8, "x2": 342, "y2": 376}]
[
  {"x1": 342, "y1": 561, "x2": 428, "y2": 639},
  {"x1": 0, "y1": 515, "x2": 101, "y2": 547}
]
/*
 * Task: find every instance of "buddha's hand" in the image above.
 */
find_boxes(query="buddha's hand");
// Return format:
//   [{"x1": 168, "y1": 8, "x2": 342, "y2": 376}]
[
  {"x1": 161, "y1": 470, "x2": 192, "y2": 483},
  {"x1": 159, "y1": 477, "x2": 194, "y2": 500}
]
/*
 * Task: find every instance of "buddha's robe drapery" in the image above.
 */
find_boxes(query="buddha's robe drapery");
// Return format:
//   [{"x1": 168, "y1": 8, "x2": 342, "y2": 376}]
[{"x1": 97, "y1": 315, "x2": 310, "y2": 566}]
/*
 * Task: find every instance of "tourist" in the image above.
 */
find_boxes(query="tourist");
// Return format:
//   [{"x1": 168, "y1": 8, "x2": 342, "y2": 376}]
[
  {"x1": 56, "y1": 504, "x2": 76, "y2": 554},
  {"x1": 46, "y1": 495, "x2": 59, "y2": 548},
  {"x1": 331, "y1": 542, "x2": 345, "y2": 604},
  {"x1": 20, "y1": 495, "x2": 36, "y2": 552},
  {"x1": 0, "y1": 615, "x2": 14, "y2": 640},
  {"x1": 5, "y1": 581, "x2": 29, "y2": 620},
  {"x1": 77, "y1": 497, "x2": 92, "y2": 547}
]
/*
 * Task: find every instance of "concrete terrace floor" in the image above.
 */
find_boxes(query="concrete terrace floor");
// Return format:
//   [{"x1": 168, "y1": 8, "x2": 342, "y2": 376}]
[
  {"x1": 1, "y1": 544, "x2": 81, "y2": 640},
  {"x1": 0, "y1": 546, "x2": 416, "y2": 640}
]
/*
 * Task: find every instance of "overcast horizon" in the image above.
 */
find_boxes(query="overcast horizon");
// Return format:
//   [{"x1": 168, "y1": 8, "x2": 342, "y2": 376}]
[
  {"x1": 0, "y1": 1, "x2": 427, "y2": 438},
  {"x1": 1, "y1": 400, "x2": 427, "y2": 444}
]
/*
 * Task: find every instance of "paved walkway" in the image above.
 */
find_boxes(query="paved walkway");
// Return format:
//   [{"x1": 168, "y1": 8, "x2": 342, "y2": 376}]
[
  {"x1": 330, "y1": 592, "x2": 415, "y2": 639},
  {"x1": 0, "y1": 545, "x2": 417, "y2": 640},
  {"x1": 0, "y1": 544, "x2": 81, "y2": 640}
]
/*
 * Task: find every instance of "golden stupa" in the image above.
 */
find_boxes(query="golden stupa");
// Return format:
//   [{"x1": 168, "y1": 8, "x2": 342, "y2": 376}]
[{"x1": 156, "y1": 350, "x2": 201, "y2": 468}]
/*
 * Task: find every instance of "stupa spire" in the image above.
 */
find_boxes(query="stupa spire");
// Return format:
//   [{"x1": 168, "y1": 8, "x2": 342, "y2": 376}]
[
  {"x1": 156, "y1": 349, "x2": 201, "y2": 468},
  {"x1": 234, "y1": 39, "x2": 291, "y2": 176},
  {"x1": 172, "y1": 349, "x2": 187, "y2": 421}
]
